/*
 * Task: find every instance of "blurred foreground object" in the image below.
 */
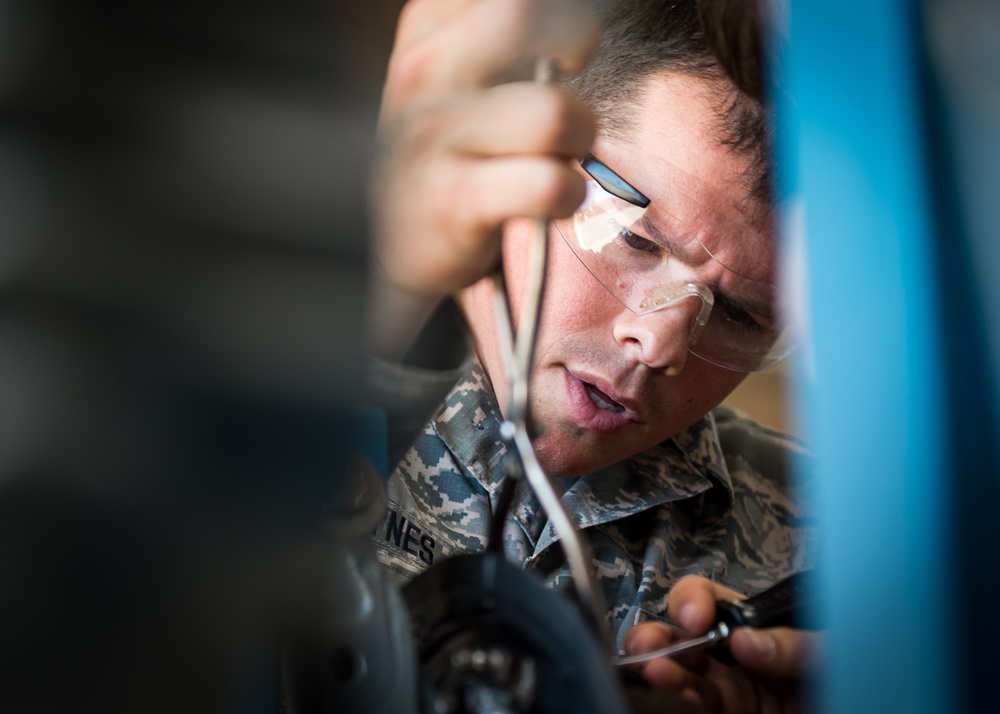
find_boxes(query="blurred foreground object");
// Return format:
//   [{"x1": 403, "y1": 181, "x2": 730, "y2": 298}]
[
  {"x1": 781, "y1": 0, "x2": 1000, "y2": 712},
  {"x1": 0, "y1": 0, "x2": 388, "y2": 711}
]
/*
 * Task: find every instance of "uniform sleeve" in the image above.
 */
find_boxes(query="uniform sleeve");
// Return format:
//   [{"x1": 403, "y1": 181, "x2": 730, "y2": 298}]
[{"x1": 365, "y1": 298, "x2": 474, "y2": 468}]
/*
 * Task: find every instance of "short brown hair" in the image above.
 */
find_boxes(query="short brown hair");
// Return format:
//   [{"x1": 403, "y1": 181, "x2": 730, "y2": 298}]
[{"x1": 566, "y1": 0, "x2": 773, "y2": 204}]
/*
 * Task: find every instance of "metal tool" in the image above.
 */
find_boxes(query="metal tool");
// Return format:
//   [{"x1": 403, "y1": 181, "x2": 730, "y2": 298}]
[
  {"x1": 616, "y1": 569, "x2": 820, "y2": 667},
  {"x1": 490, "y1": 56, "x2": 609, "y2": 649}
]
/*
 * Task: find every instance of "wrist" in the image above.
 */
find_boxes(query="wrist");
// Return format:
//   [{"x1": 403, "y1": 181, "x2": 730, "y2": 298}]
[{"x1": 364, "y1": 275, "x2": 443, "y2": 361}]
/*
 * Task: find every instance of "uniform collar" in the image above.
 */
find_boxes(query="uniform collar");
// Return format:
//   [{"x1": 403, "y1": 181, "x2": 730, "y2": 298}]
[{"x1": 433, "y1": 360, "x2": 736, "y2": 559}]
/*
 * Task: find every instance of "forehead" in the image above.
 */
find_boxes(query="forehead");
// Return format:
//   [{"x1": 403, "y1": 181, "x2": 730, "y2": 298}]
[{"x1": 594, "y1": 71, "x2": 774, "y2": 278}]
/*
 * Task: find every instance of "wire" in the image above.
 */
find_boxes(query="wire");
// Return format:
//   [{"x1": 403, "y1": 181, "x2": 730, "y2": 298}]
[{"x1": 488, "y1": 56, "x2": 610, "y2": 651}]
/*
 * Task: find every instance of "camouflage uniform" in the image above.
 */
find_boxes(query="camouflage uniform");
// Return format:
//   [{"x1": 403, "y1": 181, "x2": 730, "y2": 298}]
[{"x1": 368, "y1": 323, "x2": 817, "y2": 653}]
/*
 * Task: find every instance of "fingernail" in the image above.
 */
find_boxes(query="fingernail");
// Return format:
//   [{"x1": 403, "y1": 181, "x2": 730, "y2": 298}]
[
  {"x1": 742, "y1": 630, "x2": 777, "y2": 662},
  {"x1": 677, "y1": 603, "x2": 698, "y2": 630}
]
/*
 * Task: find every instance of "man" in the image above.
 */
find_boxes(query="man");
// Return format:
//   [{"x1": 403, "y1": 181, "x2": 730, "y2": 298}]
[{"x1": 367, "y1": 0, "x2": 818, "y2": 710}]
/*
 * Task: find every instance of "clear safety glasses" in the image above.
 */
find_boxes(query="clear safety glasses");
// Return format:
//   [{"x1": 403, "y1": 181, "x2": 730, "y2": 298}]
[{"x1": 555, "y1": 157, "x2": 796, "y2": 372}]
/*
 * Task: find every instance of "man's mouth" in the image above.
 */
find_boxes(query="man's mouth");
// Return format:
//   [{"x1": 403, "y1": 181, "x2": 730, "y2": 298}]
[
  {"x1": 584, "y1": 382, "x2": 625, "y2": 413},
  {"x1": 563, "y1": 370, "x2": 637, "y2": 434}
]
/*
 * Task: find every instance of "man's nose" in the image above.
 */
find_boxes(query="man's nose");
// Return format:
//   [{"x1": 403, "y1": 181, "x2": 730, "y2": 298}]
[{"x1": 612, "y1": 297, "x2": 706, "y2": 375}]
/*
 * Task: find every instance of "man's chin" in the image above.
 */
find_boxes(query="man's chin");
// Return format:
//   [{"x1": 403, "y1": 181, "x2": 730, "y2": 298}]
[{"x1": 532, "y1": 434, "x2": 626, "y2": 480}]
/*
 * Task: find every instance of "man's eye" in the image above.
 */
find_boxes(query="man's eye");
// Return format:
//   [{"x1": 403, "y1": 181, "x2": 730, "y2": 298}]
[
  {"x1": 618, "y1": 228, "x2": 660, "y2": 254},
  {"x1": 718, "y1": 300, "x2": 773, "y2": 336}
]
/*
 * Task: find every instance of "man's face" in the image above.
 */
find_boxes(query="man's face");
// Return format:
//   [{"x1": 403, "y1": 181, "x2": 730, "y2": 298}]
[{"x1": 460, "y1": 71, "x2": 773, "y2": 478}]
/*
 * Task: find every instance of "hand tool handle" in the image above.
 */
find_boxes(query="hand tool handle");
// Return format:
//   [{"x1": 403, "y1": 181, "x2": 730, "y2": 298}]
[{"x1": 712, "y1": 569, "x2": 822, "y2": 664}]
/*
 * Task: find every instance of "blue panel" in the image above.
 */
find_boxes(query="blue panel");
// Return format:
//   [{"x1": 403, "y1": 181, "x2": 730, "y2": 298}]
[
  {"x1": 777, "y1": 2, "x2": 957, "y2": 713},
  {"x1": 920, "y1": 3, "x2": 1000, "y2": 711}
]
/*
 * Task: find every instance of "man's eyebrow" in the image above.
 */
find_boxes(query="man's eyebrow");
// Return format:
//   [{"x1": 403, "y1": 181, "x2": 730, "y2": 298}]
[
  {"x1": 634, "y1": 214, "x2": 775, "y2": 316},
  {"x1": 634, "y1": 214, "x2": 698, "y2": 261},
  {"x1": 586, "y1": 153, "x2": 772, "y2": 290}
]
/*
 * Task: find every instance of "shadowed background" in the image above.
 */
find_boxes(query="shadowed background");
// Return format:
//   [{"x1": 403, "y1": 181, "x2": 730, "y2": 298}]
[{"x1": 0, "y1": 1, "x2": 405, "y2": 711}]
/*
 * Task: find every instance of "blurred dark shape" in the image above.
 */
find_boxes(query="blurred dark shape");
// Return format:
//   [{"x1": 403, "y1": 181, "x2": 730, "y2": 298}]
[
  {"x1": 0, "y1": 1, "x2": 394, "y2": 711},
  {"x1": 400, "y1": 552, "x2": 630, "y2": 714},
  {"x1": 923, "y1": 1, "x2": 1000, "y2": 711},
  {"x1": 278, "y1": 457, "x2": 417, "y2": 714},
  {"x1": 697, "y1": 0, "x2": 767, "y2": 102}
]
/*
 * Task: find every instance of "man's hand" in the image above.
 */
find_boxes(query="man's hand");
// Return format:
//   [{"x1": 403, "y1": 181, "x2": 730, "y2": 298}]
[
  {"x1": 367, "y1": 0, "x2": 598, "y2": 359},
  {"x1": 623, "y1": 576, "x2": 822, "y2": 714}
]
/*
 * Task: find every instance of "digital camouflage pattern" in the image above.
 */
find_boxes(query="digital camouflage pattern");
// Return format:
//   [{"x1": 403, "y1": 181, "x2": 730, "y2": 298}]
[{"x1": 371, "y1": 360, "x2": 818, "y2": 653}]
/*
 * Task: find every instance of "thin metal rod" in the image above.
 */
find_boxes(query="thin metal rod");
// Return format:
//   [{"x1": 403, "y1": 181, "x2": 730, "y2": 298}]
[
  {"x1": 614, "y1": 623, "x2": 731, "y2": 666},
  {"x1": 487, "y1": 56, "x2": 610, "y2": 651}
]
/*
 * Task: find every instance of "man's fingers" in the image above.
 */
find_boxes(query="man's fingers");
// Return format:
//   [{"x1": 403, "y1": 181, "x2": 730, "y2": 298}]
[
  {"x1": 448, "y1": 0, "x2": 599, "y2": 85},
  {"x1": 666, "y1": 577, "x2": 822, "y2": 681},
  {"x1": 384, "y1": 0, "x2": 599, "y2": 113},
  {"x1": 402, "y1": 83, "x2": 594, "y2": 159},
  {"x1": 668, "y1": 576, "x2": 743, "y2": 633},
  {"x1": 623, "y1": 621, "x2": 679, "y2": 655},
  {"x1": 728, "y1": 627, "x2": 822, "y2": 680},
  {"x1": 641, "y1": 657, "x2": 723, "y2": 713},
  {"x1": 452, "y1": 157, "x2": 588, "y2": 231},
  {"x1": 435, "y1": 0, "x2": 599, "y2": 87},
  {"x1": 392, "y1": 0, "x2": 475, "y2": 54},
  {"x1": 373, "y1": 155, "x2": 585, "y2": 295},
  {"x1": 457, "y1": 84, "x2": 595, "y2": 159}
]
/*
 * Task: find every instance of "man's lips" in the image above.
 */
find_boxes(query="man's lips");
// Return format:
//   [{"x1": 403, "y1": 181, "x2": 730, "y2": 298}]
[
  {"x1": 584, "y1": 382, "x2": 625, "y2": 413},
  {"x1": 571, "y1": 371, "x2": 641, "y2": 416},
  {"x1": 564, "y1": 370, "x2": 641, "y2": 433}
]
